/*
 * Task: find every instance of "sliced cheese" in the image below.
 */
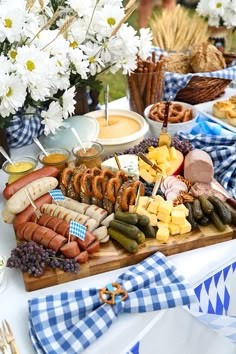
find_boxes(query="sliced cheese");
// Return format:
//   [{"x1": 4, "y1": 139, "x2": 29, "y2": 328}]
[{"x1": 139, "y1": 169, "x2": 155, "y2": 184}]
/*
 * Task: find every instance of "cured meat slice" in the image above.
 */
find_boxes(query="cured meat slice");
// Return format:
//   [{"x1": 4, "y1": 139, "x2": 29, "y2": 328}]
[
  {"x1": 184, "y1": 149, "x2": 214, "y2": 184},
  {"x1": 60, "y1": 241, "x2": 81, "y2": 258}
]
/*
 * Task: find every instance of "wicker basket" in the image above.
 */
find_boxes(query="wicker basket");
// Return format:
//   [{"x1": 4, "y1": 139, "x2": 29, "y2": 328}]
[{"x1": 175, "y1": 76, "x2": 231, "y2": 105}]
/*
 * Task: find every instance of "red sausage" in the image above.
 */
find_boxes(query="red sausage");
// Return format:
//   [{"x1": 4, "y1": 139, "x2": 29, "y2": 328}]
[
  {"x1": 48, "y1": 235, "x2": 67, "y2": 252},
  {"x1": 46, "y1": 217, "x2": 64, "y2": 231},
  {"x1": 37, "y1": 214, "x2": 54, "y2": 227},
  {"x1": 75, "y1": 251, "x2": 88, "y2": 264},
  {"x1": 60, "y1": 241, "x2": 81, "y2": 258},
  {"x1": 32, "y1": 225, "x2": 49, "y2": 244},
  {"x1": 15, "y1": 223, "x2": 29, "y2": 240},
  {"x1": 56, "y1": 221, "x2": 70, "y2": 238},
  {"x1": 3, "y1": 166, "x2": 60, "y2": 200},
  {"x1": 86, "y1": 239, "x2": 100, "y2": 254},
  {"x1": 40, "y1": 229, "x2": 58, "y2": 248},
  {"x1": 76, "y1": 230, "x2": 96, "y2": 250},
  {"x1": 13, "y1": 194, "x2": 52, "y2": 229},
  {"x1": 23, "y1": 222, "x2": 39, "y2": 241}
]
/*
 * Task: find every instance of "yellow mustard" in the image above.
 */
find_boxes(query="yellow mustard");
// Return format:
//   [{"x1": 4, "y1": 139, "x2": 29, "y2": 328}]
[
  {"x1": 6, "y1": 161, "x2": 34, "y2": 173},
  {"x1": 42, "y1": 153, "x2": 67, "y2": 164}
]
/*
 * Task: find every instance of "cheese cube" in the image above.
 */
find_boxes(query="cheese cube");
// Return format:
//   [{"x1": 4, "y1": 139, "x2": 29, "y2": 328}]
[
  {"x1": 157, "y1": 221, "x2": 169, "y2": 229},
  {"x1": 156, "y1": 228, "x2": 170, "y2": 243},
  {"x1": 179, "y1": 219, "x2": 192, "y2": 234},
  {"x1": 147, "y1": 213, "x2": 158, "y2": 227},
  {"x1": 169, "y1": 222, "x2": 180, "y2": 235},
  {"x1": 154, "y1": 195, "x2": 165, "y2": 205},
  {"x1": 147, "y1": 201, "x2": 159, "y2": 214},
  {"x1": 138, "y1": 196, "x2": 150, "y2": 209},
  {"x1": 158, "y1": 201, "x2": 173, "y2": 215},
  {"x1": 157, "y1": 212, "x2": 171, "y2": 223},
  {"x1": 139, "y1": 169, "x2": 155, "y2": 184},
  {"x1": 173, "y1": 204, "x2": 189, "y2": 217},
  {"x1": 171, "y1": 210, "x2": 186, "y2": 225},
  {"x1": 169, "y1": 146, "x2": 177, "y2": 160},
  {"x1": 129, "y1": 205, "x2": 135, "y2": 213},
  {"x1": 136, "y1": 205, "x2": 148, "y2": 215}
]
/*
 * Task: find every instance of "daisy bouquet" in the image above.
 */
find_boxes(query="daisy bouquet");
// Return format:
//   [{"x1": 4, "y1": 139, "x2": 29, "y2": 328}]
[
  {"x1": 0, "y1": 0, "x2": 152, "y2": 136},
  {"x1": 196, "y1": 0, "x2": 236, "y2": 28}
]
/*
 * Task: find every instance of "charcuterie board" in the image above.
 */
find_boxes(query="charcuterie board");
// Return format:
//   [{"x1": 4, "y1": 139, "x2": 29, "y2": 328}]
[{"x1": 22, "y1": 223, "x2": 235, "y2": 291}]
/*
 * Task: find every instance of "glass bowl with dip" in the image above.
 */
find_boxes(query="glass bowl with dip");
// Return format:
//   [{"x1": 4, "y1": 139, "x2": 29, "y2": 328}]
[
  {"x1": 72, "y1": 141, "x2": 104, "y2": 168},
  {"x1": 2, "y1": 156, "x2": 38, "y2": 184},
  {"x1": 38, "y1": 147, "x2": 70, "y2": 171}
]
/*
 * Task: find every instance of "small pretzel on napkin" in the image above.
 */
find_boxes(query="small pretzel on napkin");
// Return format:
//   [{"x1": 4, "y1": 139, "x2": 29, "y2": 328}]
[{"x1": 99, "y1": 282, "x2": 128, "y2": 305}]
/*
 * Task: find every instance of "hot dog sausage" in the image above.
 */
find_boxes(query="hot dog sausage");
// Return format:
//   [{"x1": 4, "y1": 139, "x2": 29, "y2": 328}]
[
  {"x1": 76, "y1": 230, "x2": 96, "y2": 250},
  {"x1": 40, "y1": 230, "x2": 58, "y2": 248},
  {"x1": 13, "y1": 193, "x2": 52, "y2": 229},
  {"x1": 23, "y1": 222, "x2": 39, "y2": 241},
  {"x1": 15, "y1": 223, "x2": 29, "y2": 240},
  {"x1": 48, "y1": 234, "x2": 67, "y2": 252},
  {"x1": 60, "y1": 241, "x2": 81, "y2": 258},
  {"x1": 75, "y1": 251, "x2": 88, "y2": 264},
  {"x1": 6, "y1": 177, "x2": 58, "y2": 214},
  {"x1": 3, "y1": 166, "x2": 60, "y2": 200}
]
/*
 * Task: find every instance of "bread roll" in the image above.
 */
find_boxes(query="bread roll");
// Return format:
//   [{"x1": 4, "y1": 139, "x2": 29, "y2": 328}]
[
  {"x1": 190, "y1": 42, "x2": 226, "y2": 73},
  {"x1": 163, "y1": 53, "x2": 192, "y2": 74},
  {"x1": 212, "y1": 100, "x2": 234, "y2": 119}
]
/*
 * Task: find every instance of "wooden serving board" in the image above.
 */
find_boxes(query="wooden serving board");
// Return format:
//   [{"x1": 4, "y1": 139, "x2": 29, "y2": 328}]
[{"x1": 23, "y1": 223, "x2": 236, "y2": 291}]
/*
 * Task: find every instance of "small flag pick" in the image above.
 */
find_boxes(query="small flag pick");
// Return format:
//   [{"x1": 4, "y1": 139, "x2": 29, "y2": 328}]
[
  {"x1": 49, "y1": 189, "x2": 65, "y2": 202},
  {"x1": 69, "y1": 221, "x2": 86, "y2": 241}
]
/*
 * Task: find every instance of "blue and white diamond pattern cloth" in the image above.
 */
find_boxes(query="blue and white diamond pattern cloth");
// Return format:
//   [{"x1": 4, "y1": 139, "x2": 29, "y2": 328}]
[
  {"x1": 151, "y1": 47, "x2": 236, "y2": 101},
  {"x1": 69, "y1": 221, "x2": 86, "y2": 241},
  {"x1": 28, "y1": 252, "x2": 196, "y2": 354},
  {"x1": 186, "y1": 261, "x2": 236, "y2": 342},
  {"x1": 48, "y1": 189, "x2": 65, "y2": 202}
]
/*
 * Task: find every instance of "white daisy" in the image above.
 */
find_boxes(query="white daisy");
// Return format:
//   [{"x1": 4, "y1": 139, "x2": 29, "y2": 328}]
[
  {"x1": 41, "y1": 101, "x2": 63, "y2": 136},
  {"x1": 79, "y1": 41, "x2": 105, "y2": 76},
  {"x1": 138, "y1": 28, "x2": 153, "y2": 60},
  {"x1": 0, "y1": 5, "x2": 25, "y2": 43},
  {"x1": 69, "y1": 47, "x2": 90, "y2": 80},
  {"x1": 93, "y1": 5, "x2": 124, "y2": 37},
  {"x1": 61, "y1": 86, "x2": 76, "y2": 119},
  {"x1": 67, "y1": 0, "x2": 93, "y2": 17},
  {"x1": 0, "y1": 74, "x2": 26, "y2": 117}
]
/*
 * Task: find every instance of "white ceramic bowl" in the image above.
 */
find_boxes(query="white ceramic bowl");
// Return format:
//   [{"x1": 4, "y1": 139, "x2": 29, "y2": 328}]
[
  {"x1": 86, "y1": 109, "x2": 149, "y2": 156},
  {"x1": 144, "y1": 101, "x2": 198, "y2": 137}
]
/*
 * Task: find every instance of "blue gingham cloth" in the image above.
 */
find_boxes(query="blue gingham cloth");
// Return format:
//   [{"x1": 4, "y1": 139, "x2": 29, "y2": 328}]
[
  {"x1": 6, "y1": 108, "x2": 43, "y2": 148},
  {"x1": 177, "y1": 129, "x2": 236, "y2": 199},
  {"x1": 151, "y1": 47, "x2": 236, "y2": 100},
  {"x1": 28, "y1": 252, "x2": 196, "y2": 354}
]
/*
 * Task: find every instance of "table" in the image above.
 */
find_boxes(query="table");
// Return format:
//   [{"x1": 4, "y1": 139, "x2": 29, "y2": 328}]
[{"x1": 1, "y1": 92, "x2": 236, "y2": 354}]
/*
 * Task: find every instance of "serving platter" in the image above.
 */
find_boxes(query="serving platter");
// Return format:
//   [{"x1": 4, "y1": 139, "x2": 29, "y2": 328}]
[
  {"x1": 196, "y1": 100, "x2": 236, "y2": 133},
  {"x1": 21, "y1": 220, "x2": 235, "y2": 291}
]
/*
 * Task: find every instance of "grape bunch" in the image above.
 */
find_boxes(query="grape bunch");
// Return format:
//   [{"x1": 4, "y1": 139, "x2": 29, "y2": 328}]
[
  {"x1": 171, "y1": 137, "x2": 193, "y2": 156},
  {"x1": 7, "y1": 241, "x2": 80, "y2": 277},
  {"x1": 143, "y1": 181, "x2": 165, "y2": 198}
]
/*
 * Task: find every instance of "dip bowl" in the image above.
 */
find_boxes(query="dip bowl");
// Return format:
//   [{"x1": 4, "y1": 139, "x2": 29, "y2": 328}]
[
  {"x1": 38, "y1": 147, "x2": 70, "y2": 171},
  {"x1": 2, "y1": 156, "x2": 38, "y2": 183},
  {"x1": 86, "y1": 109, "x2": 149, "y2": 156}
]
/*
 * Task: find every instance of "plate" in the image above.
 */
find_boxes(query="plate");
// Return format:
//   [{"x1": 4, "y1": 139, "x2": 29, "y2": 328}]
[
  {"x1": 196, "y1": 100, "x2": 236, "y2": 133},
  {"x1": 39, "y1": 115, "x2": 99, "y2": 150}
]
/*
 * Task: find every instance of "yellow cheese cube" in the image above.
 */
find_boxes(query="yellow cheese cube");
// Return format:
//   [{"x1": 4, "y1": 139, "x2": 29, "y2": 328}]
[
  {"x1": 169, "y1": 146, "x2": 177, "y2": 160},
  {"x1": 147, "y1": 201, "x2": 159, "y2": 214},
  {"x1": 154, "y1": 195, "x2": 165, "y2": 205},
  {"x1": 173, "y1": 204, "x2": 189, "y2": 217},
  {"x1": 169, "y1": 222, "x2": 180, "y2": 235},
  {"x1": 156, "y1": 228, "x2": 170, "y2": 242},
  {"x1": 179, "y1": 219, "x2": 192, "y2": 234},
  {"x1": 147, "y1": 213, "x2": 158, "y2": 227},
  {"x1": 139, "y1": 169, "x2": 155, "y2": 184},
  {"x1": 138, "y1": 196, "x2": 150, "y2": 209},
  {"x1": 157, "y1": 221, "x2": 169, "y2": 229},
  {"x1": 129, "y1": 205, "x2": 135, "y2": 213},
  {"x1": 136, "y1": 205, "x2": 148, "y2": 214},
  {"x1": 158, "y1": 201, "x2": 173, "y2": 215},
  {"x1": 157, "y1": 212, "x2": 171, "y2": 223},
  {"x1": 171, "y1": 210, "x2": 186, "y2": 225}
]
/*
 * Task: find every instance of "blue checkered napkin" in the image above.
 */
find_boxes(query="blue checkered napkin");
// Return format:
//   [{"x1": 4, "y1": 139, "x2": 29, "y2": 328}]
[
  {"x1": 6, "y1": 108, "x2": 44, "y2": 148},
  {"x1": 189, "y1": 115, "x2": 234, "y2": 137},
  {"x1": 69, "y1": 221, "x2": 86, "y2": 240},
  {"x1": 28, "y1": 252, "x2": 196, "y2": 354},
  {"x1": 178, "y1": 132, "x2": 236, "y2": 199},
  {"x1": 186, "y1": 261, "x2": 236, "y2": 342},
  {"x1": 150, "y1": 46, "x2": 236, "y2": 101}
]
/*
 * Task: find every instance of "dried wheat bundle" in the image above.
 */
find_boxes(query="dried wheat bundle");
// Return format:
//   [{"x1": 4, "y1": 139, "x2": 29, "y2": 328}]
[{"x1": 150, "y1": 5, "x2": 209, "y2": 53}]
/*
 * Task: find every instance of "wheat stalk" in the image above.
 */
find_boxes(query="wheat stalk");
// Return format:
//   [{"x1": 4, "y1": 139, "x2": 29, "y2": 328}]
[
  {"x1": 150, "y1": 6, "x2": 209, "y2": 52},
  {"x1": 110, "y1": 0, "x2": 139, "y2": 38},
  {"x1": 28, "y1": 9, "x2": 60, "y2": 44},
  {"x1": 25, "y1": 0, "x2": 36, "y2": 10}
]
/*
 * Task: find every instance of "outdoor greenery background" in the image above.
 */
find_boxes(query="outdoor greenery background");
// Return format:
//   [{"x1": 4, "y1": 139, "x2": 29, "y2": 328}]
[{"x1": 98, "y1": 6, "x2": 236, "y2": 104}]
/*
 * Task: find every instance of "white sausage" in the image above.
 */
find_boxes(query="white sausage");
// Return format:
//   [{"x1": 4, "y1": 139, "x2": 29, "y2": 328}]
[
  {"x1": 2, "y1": 205, "x2": 16, "y2": 224},
  {"x1": 6, "y1": 177, "x2": 58, "y2": 214}
]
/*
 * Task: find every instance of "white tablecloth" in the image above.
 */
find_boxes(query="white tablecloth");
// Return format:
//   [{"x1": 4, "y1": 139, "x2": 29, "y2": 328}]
[{"x1": 1, "y1": 91, "x2": 236, "y2": 354}]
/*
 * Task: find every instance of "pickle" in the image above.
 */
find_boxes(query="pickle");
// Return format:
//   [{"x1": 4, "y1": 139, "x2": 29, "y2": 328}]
[
  {"x1": 185, "y1": 202, "x2": 198, "y2": 230},
  {"x1": 192, "y1": 199, "x2": 204, "y2": 220},
  {"x1": 208, "y1": 196, "x2": 232, "y2": 225},
  {"x1": 198, "y1": 195, "x2": 214, "y2": 215},
  {"x1": 231, "y1": 211, "x2": 236, "y2": 226},
  {"x1": 198, "y1": 215, "x2": 210, "y2": 226},
  {"x1": 209, "y1": 211, "x2": 226, "y2": 232}
]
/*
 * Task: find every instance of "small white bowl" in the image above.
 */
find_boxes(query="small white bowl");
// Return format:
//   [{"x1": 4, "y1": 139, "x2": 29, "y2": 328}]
[
  {"x1": 144, "y1": 101, "x2": 198, "y2": 137},
  {"x1": 86, "y1": 109, "x2": 149, "y2": 156}
]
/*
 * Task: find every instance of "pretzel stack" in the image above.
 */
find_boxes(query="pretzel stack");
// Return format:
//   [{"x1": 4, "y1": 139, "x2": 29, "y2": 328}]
[{"x1": 127, "y1": 52, "x2": 165, "y2": 116}]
